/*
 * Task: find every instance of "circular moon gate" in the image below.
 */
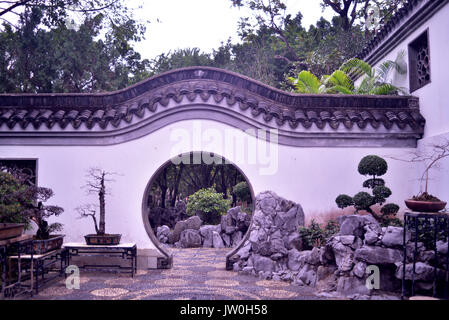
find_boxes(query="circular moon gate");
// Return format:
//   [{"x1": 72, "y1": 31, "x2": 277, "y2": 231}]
[{"x1": 141, "y1": 151, "x2": 256, "y2": 268}]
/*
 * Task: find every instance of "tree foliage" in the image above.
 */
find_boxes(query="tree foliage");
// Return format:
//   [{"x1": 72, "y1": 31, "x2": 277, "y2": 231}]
[
  {"x1": 148, "y1": 154, "x2": 251, "y2": 210},
  {"x1": 0, "y1": 169, "x2": 64, "y2": 238},
  {"x1": 186, "y1": 188, "x2": 231, "y2": 225},
  {"x1": 0, "y1": 6, "x2": 149, "y2": 93}
]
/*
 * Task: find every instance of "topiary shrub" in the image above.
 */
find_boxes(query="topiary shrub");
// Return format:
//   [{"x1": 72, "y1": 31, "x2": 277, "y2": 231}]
[
  {"x1": 186, "y1": 188, "x2": 231, "y2": 225},
  {"x1": 336, "y1": 155, "x2": 400, "y2": 226},
  {"x1": 232, "y1": 181, "x2": 252, "y2": 204}
]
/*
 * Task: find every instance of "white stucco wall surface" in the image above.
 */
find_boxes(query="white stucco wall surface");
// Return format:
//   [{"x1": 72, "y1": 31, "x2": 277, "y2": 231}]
[{"x1": 0, "y1": 119, "x2": 421, "y2": 257}]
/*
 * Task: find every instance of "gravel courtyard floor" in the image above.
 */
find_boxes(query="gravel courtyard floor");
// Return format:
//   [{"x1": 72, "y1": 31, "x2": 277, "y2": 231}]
[{"x1": 29, "y1": 247, "x2": 328, "y2": 300}]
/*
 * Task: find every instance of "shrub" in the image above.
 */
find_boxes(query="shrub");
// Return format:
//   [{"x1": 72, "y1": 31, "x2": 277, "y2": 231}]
[
  {"x1": 186, "y1": 188, "x2": 231, "y2": 224},
  {"x1": 299, "y1": 219, "x2": 339, "y2": 250},
  {"x1": 232, "y1": 181, "x2": 252, "y2": 203},
  {"x1": 336, "y1": 155, "x2": 400, "y2": 225}
]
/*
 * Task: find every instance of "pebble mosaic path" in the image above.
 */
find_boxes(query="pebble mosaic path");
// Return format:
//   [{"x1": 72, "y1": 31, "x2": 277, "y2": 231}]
[{"x1": 30, "y1": 248, "x2": 327, "y2": 300}]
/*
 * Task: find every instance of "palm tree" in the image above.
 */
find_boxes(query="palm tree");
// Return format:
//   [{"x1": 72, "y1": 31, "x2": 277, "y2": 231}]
[
  {"x1": 287, "y1": 71, "x2": 325, "y2": 94},
  {"x1": 339, "y1": 51, "x2": 407, "y2": 95},
  {"x1": 288, "y1": 52, "x2": 406, "y2": 95}
]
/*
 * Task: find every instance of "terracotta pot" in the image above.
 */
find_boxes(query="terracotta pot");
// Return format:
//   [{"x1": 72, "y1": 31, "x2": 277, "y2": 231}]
[
  {"x1": 404, "y1": 199, "x2": 447, "y2": 213},
  {"x1": 32, "y1": 235, "x2": 65, "y2": 254},
  {"x1": 84, "y1": 234, "x2": 121, "y2": 245},
  {"x1": 0, "y1": 223, "x2": 24, "y2": 240}
]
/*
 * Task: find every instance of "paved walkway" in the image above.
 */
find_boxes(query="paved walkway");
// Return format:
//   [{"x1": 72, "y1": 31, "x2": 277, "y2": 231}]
[{"x1": 30, "y1": 248, "x2": 327, "y2": 300}]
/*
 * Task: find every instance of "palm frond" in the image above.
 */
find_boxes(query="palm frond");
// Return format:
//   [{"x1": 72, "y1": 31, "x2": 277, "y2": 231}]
[
  {"x1": 340, "y1": 58, "x2": 373, "y2": 78},
  {"x1": 369, "y1": 83, "x2": 398, "y2": 95},
  {"x1": 325, "y1": 85, "x2": 354, "y2": 95},
  {"x1": 291, "y1": 71, "x2": 322, "y2": 93},
  {"x1": 327, "y1": 70, "x2": 354, "y2": 91}
]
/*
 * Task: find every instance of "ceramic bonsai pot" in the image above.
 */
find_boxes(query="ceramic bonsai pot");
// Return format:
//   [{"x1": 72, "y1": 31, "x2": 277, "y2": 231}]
[
  {"x1": 405, "y1": 199, "x2": 447, "y2": 213},
  {"x1": 0, "y1": 223, "x2": 25, "y2": 240},
  {"x1": 84, "y1": 234, "x2": 121, "y2": 245},
  {"x1": 32, "y1": 235, "x2": 65, "y2": 254}
]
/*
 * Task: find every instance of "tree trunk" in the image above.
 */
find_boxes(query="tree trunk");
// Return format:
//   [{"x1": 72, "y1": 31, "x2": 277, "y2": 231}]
[
  {"x1": 171, "y1": 163, "x2": 184, "y2": 207},
  {"x1": 160, "y1": 167, "x2": 168, "y2": 209},
  {"x1": 221, "y1": 165, "x2": 227, "y2": 199},
  {"x1": 98, "y1": 173, "x2": 106, "y2": 235}
]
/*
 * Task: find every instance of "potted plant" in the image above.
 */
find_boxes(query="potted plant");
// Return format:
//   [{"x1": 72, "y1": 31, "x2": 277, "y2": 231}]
[
  {"x1": 0, "y1": 171, "x2": 28, "y2": 240},
  {"x1": 0, "y1": 170, "x2": 64, "y2": 249},
  {"x1": 77, "y1": 168, "x2": 121, "y2": 245},
  {"x1": 389, "y1": 139, "x2": 448, "y2": 212},
  {"x1": 29, "y1": 200, "x2": 64, "y2": 254}
]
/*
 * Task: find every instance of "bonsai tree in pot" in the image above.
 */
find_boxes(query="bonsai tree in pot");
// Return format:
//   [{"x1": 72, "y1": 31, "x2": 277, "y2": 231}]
[
  {"x1": 389, "y1": 139, "x2": 449, "y2": 212},
  {"x1": 0, "y1": 169, "x2": 64, "y2": 250},
  {"x1": 336, "y1": 155, "x2": 401, "y2": 226},
  {"x1": 77, "y1": 168, "x2": 121, "y2": 245}
]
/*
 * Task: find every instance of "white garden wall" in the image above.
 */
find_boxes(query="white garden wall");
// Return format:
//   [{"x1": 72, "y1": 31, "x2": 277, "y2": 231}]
[{"x1": 0, "y1": 118, "x2": 420, "y2": 266}]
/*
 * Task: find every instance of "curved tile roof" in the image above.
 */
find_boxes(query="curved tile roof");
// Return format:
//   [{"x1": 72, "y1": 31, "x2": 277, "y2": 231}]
[
  {"x1": 357, "y1": 0, "x2": 448, "y2": 64},
  {"x1": 0, "y1": 67, "x2": 424, "y2": 147}
]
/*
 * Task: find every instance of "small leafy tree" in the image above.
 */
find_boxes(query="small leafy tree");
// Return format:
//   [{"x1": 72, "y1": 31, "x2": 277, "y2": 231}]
[
  {"x1": 77, "y1": 168, "x2": 116, "y2": 235},
  {"x1": 186, "y1": 188, "x2": 231, "y2": 225},
  {"x1": 336, "y1": 155, "x2": 401, "y2": 226},
  {"x1": 232, "y1": 181, "x2": 252, "y2": 204}
]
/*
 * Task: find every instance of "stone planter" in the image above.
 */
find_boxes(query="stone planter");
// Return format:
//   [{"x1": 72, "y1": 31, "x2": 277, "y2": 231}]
[
  {"x1": 32, "y1": 235, "x2": 65, "y2": 254},
  {"x1": 0, "y1": 223, "x2": 24, "y2": 240},
  {"x1": 405, "y1": 200, "x2": 447, "y2": 213},
  {"x1": 84, "y1": 234, "x2": 121, "y2": 245}
]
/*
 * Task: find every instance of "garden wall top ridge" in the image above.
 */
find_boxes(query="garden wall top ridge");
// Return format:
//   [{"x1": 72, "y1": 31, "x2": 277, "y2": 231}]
[{"x1": 0, "y1": 67, "x2": 425, "y2": 147}]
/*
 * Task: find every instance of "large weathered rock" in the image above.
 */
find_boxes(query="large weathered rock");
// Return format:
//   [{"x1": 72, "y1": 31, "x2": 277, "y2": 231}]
[
  {"x1": 337, "y1": 276, "x2": 371, "y2": 296},
  {"x1": 396, "y1": 262, "x2": 446, "y2": 281},
  {"x1": 179, "y1": 229, "x2": 202, "y2": 248},
  {"x1": 200, "y1": 225, "x2": 218, "y2": 248},
  {"x1": 352, "y1": 261, "x2": 367, "y2": 278},
  {"x1": 296, "y1": 264, "x2": 317, "y2": 286},
  {"x1": 231, "y1": 231, "x2": 243, "y2": 246},
  {"x1": 251, "y1": 254, "x2": 275, "y2": 273},
  {"x1": 168, "y1": 220, "x2": 187, "y2": 244},
  {"x1": 185, "y1": 215, "x2": 202, "y2": 230},
  {"x1": 228, "y1": 191, "x2": 304, "y2": 279},
  {"x1": 287, "y1": 248, "x2": 307, "y2": 271},
  {"x1": 212, "y1": 231, "x2": 225, "y2": 248},
  {"x1": 354, "y1": 246, "x2": 403, "y2": 265},
  {"x1": 156, "y1": 225, "x2": 170, "y2": 244},
  {"x1": 381, "y1": 226, "x2": 407, "y2": 247},
  {"x1": 437, "y1": 241, "x2": 448, "y2": 255},
  {"x1": 330, "y1": 238, "x2": 355, "y2": 272}
]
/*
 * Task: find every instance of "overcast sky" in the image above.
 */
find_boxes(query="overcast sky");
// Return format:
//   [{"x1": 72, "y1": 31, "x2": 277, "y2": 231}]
[{"x1": 133, "y1": 0, "x2": 334, "y2": 61}]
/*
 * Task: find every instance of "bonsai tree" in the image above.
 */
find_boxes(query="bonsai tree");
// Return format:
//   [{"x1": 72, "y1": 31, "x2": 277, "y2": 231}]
[
  {"x1": 0, "y1": 170, "x2": 63, "y2": 239},
  {"x1": 0, "y1": 171, "x2": 31, "y2": 226},
  {"x1": 77, "y1": 168, "x2": 116, "y2": 236},
  {"x1": 232, "y1": 181, "x2": 251, "y2": 207},
  {"x1": 186, "y1": 188, "x2": 231, "y2": 225},
  {"x1": 388, "y1": 139, "x2": 449, "y2": 201},
  {"x1": 336, "y1": 155, "x2": 400, "y2": 226}
]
